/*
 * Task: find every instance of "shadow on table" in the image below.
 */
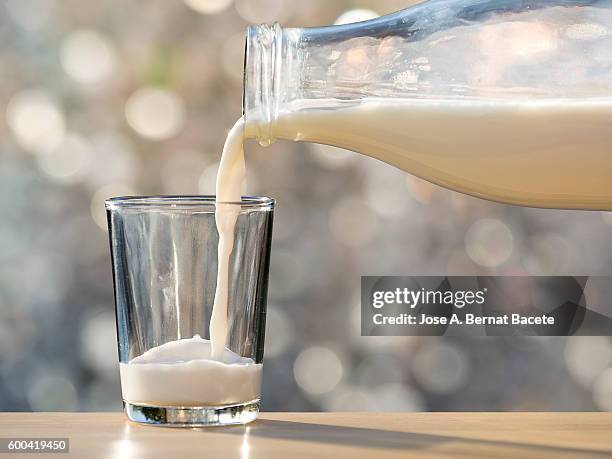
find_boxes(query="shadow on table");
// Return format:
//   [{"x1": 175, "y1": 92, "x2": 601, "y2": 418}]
[{"x1": 216, "y1": 419, "x2": 612, "y2": 458}]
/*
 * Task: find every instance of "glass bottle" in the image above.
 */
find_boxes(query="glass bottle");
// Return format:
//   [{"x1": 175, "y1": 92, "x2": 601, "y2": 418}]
[{"x1": 243, "y1": 0, "x2": 612, "y2": 210}]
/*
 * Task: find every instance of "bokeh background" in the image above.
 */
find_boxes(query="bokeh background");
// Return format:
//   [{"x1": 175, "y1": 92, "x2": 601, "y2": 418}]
[{"x1": 1, "y1": 0, "x2": 612, "y2": 412}]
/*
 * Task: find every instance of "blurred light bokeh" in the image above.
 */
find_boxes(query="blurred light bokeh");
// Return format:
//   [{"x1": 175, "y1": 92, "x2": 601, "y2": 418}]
[{"x1": 1, "y1": 0, "x2": 612, "y2": 412}]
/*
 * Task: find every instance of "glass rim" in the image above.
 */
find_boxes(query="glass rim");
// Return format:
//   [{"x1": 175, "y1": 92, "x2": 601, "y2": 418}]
[{"x1": 105, "y1": 195, "x2": 275, "y2": 210}]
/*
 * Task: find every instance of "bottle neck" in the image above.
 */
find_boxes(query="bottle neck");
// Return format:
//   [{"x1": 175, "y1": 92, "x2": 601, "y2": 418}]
[
  {"x1": 243, "y1": 23, "x2": 286, "y2": 146},
  {"x1": 243, "y1": 17, "x2": 418, "y2": 146}
]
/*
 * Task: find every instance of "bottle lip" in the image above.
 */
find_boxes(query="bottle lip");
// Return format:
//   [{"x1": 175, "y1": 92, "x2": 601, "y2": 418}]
[{"x1": 243, "y1": 23, "x2": 282, "y2": 146}]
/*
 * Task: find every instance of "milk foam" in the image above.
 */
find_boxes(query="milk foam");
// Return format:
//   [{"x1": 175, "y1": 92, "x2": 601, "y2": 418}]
[{"x1": 120, "y1": 335, "x2": 262, "y2": 406}]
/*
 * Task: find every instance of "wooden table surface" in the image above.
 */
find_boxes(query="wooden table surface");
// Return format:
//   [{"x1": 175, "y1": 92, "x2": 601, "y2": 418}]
[{"x1": 2, "y1": 412, "x2": 612, "y2": 458}]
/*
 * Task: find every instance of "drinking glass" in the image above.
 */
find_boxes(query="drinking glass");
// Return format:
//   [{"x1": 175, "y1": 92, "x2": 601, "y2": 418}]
[{"x1": 105, "y1": 196, "x2": 274, "y2": 426}]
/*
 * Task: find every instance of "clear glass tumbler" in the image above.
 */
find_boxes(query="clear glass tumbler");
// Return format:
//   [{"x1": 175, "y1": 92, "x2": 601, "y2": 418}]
[{"x1": 105, "y1": 196, "x2": 274, "y2": 426}]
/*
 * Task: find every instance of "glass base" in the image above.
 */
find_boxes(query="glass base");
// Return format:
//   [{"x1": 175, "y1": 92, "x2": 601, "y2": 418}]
[{"x1": 124, "y1": 400, "x2": 260, "y2": 426}]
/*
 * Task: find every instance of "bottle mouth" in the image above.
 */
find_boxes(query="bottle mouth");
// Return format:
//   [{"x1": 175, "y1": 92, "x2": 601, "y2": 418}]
[{"x1": 243, "y1": 23, "x2": 282, "y2": 146}]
